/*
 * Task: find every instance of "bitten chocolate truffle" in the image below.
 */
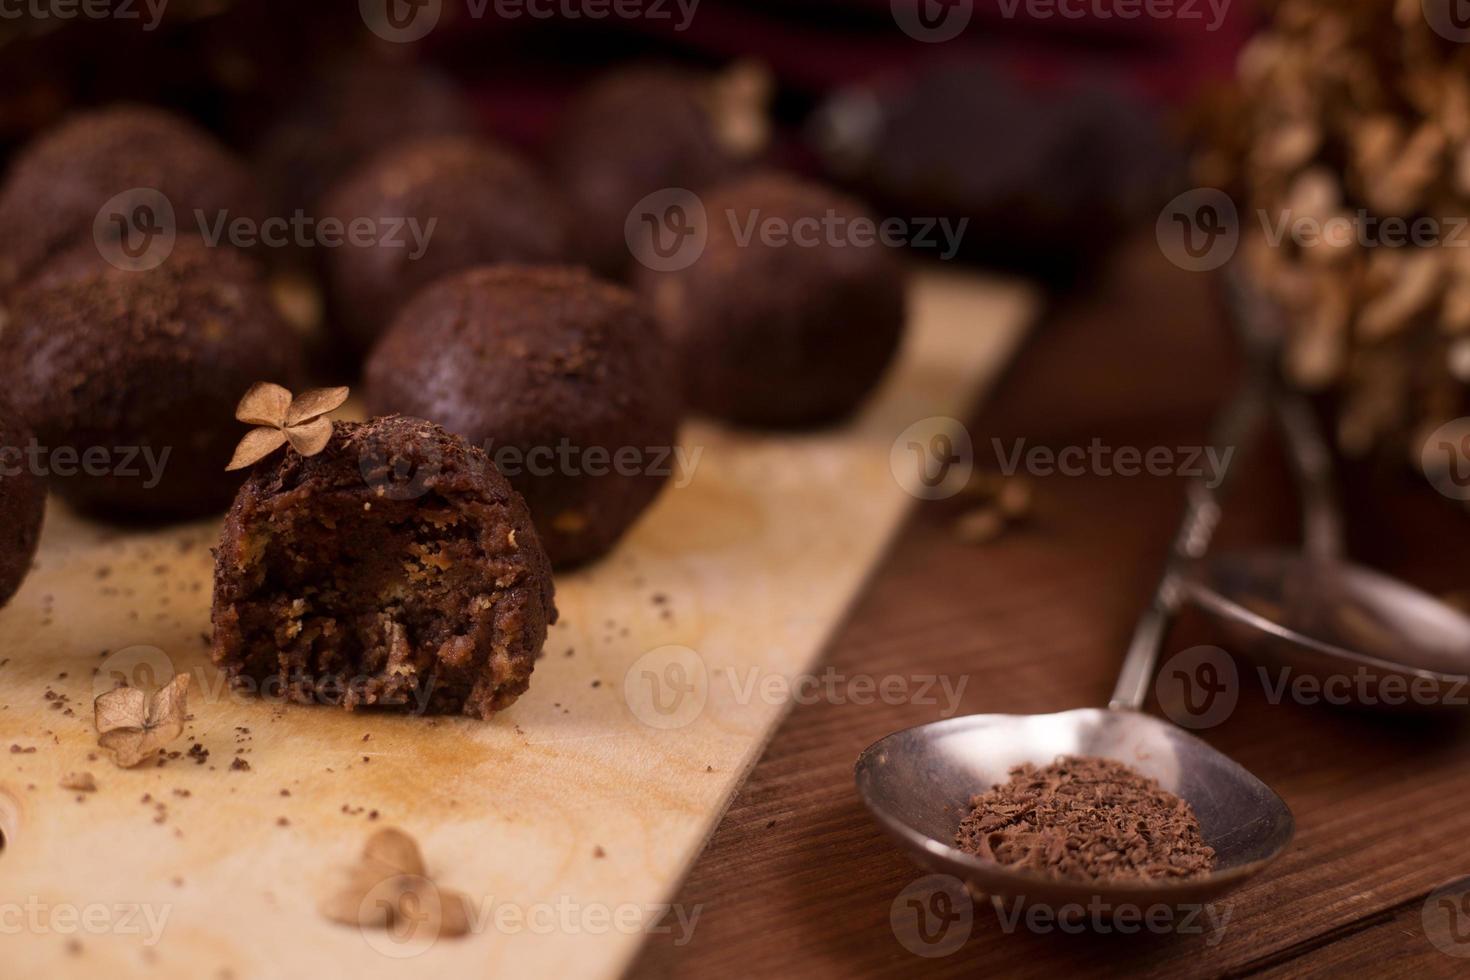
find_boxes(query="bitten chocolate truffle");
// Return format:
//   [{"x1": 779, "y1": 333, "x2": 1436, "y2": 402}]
[
  {"x1": 0, "y1": 401, "x2": 46, "y2": 610},
  {"x1": 636, "y1": 172, "x2": 907, "y2": 427},
  {"x1": 364, "y1": 267, "x2": 682, "y2": 568},
  {"x1": 211, "y1": 416, "x2": 557, "y2": 719},
  {"x1": 321, "y1": 135, "x2": 571, "y2": 355},
  {"x1": 0, "y1": 105, "x2": 263, "y2": 296},
  {"x1": 0, "y1": 239, "x2": 305, "y2": 520},
  {"x1": 553, "y1": 63, "x2": 770, "y2": 278}
]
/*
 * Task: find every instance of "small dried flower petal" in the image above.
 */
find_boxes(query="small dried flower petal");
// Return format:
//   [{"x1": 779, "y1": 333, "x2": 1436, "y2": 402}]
[
  {"x1": 284, "y1": 416, "x2": 334, "y2": 458},
  {"x1": 286, "y1": 387, "x2": 351, "y2": 427},
  {"x1": 226, "y1": 427, "x2": 289, "y2": 472},
  {"x1": 235, "y1": 382, "x2": 293, "y2": 427}
]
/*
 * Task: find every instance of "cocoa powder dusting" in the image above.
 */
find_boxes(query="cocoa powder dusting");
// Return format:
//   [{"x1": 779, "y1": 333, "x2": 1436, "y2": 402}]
[{"x1": 955, "y1": 755, "x2": 1215, "y2": 883}]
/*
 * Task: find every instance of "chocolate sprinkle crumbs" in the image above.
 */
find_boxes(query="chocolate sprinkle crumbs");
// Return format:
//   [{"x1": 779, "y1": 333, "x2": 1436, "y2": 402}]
[{"x1": 954, "y1": 755, "x2": 1216, "y2": 883}]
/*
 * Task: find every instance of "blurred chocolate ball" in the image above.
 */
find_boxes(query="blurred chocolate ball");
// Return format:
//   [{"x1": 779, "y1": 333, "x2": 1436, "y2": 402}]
[
  {"x1": 0, "y1": 238, "x2": 306, "y2": 521},
  {"x1": 812, "y1": 62, "x2": 1182, "y2": 278},
  {"x1": 0, "y1": 104, "x2": 263, "y2": 297},
  {"x1": 635, "y1": 172, "x2": 906, "y2": 427},
  {"x1": 364, "y1": 266, "x2": 682, "y2": 568},
  {"x1": 321, "y1": 135, "x2": 572, "y2": 356},
  {"x1": 553, "y1": 62, "x2": 771, "y2": 279},
  {"x1": 255, "y1": 56, "x2": 477, "y2": 218}
]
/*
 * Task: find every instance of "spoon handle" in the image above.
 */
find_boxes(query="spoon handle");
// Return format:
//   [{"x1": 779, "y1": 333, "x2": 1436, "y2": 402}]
[
  {"x1": 1219, "y1": 265, "x2": 1346, "y2": 560},
  {"x1": 1108, "y1": 376, "x2": 1266, "y2": 712},
  {"x1": 1271, "y1": 382, "x2": 1345, "y2": 561}
]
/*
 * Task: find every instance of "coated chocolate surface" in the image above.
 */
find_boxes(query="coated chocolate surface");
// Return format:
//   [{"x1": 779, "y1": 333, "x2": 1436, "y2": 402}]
[
  {"x1": 0, "y1": 401, "x2": 45, "y2": 610},
  {"x1": 636, "y1": 172, "x2": 907, "y2": 427},
  {"x1": 364, "y1": 266, "x2": 682, "y2": 568},
  {"x1": 254, "y1": 57, "x2": 476, "y2": 219},
  {"x1": 321, "y1": 135, "x2": 571, "y2": 354},
  {"x1": 0, "y1": 238, "x2": 305, "y2": 520},
  {"x1": 0, "y1": 104, "x2": 263, "y2": 297},
  {"x1": 553, "y1": 66, "x2": 754, "y2": 278}
]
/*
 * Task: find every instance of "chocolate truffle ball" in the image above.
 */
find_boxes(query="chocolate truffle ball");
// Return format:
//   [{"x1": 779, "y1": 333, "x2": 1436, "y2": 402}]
[
  {"x1": 0, "y1": 401, "x2": 46, "y2": 610},
  {"x1": 553, "y1": 63, "x2": 770, "y2": 278},
  {"x1": 0, "y1": 239, "x2": 305, "y2": 521},
  {"x1": 321, "y1": 135, "x2": 571, "y2": 354},
  {"x1": 211, "y1": 415, "x2": 556, "y2": 719},
  {"x1": 364, "y1": 267, "x2": 681, "y2": 568},
  {"x1": 635, "y1": 172, "x2": 907, "y2": 427},
  {"x1": 255, "y1": 57, "x2": 476, "y2": 218},
  {"x1": 0, "y1": 105, "x2": 263, "y2": 296}
]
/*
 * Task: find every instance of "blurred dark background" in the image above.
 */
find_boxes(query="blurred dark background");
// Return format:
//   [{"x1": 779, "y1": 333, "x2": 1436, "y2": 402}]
[{"x1": 0, "y1": 0, "x2": 1258, "y2": 281}]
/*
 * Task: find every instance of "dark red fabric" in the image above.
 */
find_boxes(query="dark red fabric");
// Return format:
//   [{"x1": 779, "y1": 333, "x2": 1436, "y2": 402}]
[{"x1": 426, "y1": 0, "x2": 1256, "y2": 148}]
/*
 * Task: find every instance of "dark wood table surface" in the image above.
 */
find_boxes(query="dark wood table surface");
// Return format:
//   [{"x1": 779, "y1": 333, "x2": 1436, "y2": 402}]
[{"x1": 629, "y1": 236, "x2": 1470, "y2": 979}]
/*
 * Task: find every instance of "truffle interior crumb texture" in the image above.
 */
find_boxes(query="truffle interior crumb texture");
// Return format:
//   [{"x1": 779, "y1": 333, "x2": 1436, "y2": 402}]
[
  {"x1": 211, "y1": 417, "x2": 556, "y2": 720},
  {"x1": 955, "y1": 755, "x2": 1217, "y2": 883}
]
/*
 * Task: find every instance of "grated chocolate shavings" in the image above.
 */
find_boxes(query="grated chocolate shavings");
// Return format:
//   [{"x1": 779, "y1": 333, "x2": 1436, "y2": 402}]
[{"x1": 954, "y1": 755, "x2": 1215, "y2": 883}]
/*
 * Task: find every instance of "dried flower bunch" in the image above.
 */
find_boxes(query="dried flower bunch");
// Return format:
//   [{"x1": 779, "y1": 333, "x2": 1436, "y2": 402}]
[
  {"x1": 1195, "y1": 0, "x2": 1470, "y2": 460},
  {"x1": 226, "y1": 383, "x2": 350, "y2": 471}
]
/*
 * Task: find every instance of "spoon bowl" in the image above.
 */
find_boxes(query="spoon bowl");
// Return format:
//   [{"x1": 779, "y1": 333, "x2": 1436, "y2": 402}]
[
  {"x1": 855, "y1": 708, "x2": 1294, "y2": 907},
  {"x1": 1188, "y1": 550, "x2": 1470, "y2": 710}
]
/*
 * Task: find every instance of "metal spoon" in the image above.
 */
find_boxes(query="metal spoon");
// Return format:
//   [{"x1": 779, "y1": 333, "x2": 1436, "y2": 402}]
[
  {"x1": 856, "y1": 384, "x2": 1293, "y2": 908},
  {"x1": 1184, "y1": 273, "x2": 1470, "y2": 711}
]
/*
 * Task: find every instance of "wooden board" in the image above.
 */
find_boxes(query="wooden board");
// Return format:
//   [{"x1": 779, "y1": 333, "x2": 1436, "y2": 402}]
[{"x1": 0, "y1": 269, "x2": 1036, "y2": 979}]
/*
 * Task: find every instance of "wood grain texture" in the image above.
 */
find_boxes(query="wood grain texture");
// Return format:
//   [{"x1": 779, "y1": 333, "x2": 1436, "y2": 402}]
[
  {"x1": 0, "y1": 270, "x2": 1037, "y2": 979},
  {"x1": 629, "y1": 238, "x2": 1470, "y2": 979}
]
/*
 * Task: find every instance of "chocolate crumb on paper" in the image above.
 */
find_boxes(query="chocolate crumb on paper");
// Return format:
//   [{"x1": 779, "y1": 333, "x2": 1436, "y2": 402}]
[{"x1": 955, "y1": 755, "x2": 1215, "y2": 883}]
